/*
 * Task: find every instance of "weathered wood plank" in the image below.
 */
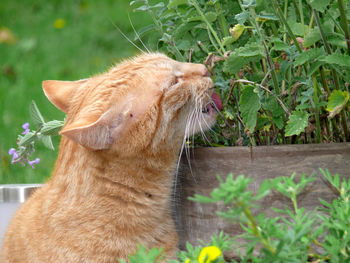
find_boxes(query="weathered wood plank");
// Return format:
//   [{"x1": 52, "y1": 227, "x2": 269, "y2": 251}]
[{"x1": 175, "y1": 143, "x2": 350, "y2": 256}]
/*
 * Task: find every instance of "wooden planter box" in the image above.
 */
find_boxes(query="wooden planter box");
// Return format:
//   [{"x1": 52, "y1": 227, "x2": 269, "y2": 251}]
[
  {"x1": 175, "y1": 143, "x2": 350, "y2": 257},
  {"x1": 1, "y1": 144, "x2": 349, "y2": 257}
]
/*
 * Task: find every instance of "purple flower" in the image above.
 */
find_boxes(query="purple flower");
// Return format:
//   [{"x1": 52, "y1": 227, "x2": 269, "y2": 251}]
[
  {"x1": 8, "y1": 148, "x2": 19, "y2": 162},
  {"x1": 28, "y1": 158, "x2": 40, "y2": 169},
  {"x1": 22, "y1": 122, "x2": 30, "y2": 135}
]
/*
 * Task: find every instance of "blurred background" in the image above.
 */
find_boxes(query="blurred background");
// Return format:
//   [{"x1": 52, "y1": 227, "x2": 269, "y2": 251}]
[{"x1": 0, "y1": 0, "x2": 153, "y2": 183}]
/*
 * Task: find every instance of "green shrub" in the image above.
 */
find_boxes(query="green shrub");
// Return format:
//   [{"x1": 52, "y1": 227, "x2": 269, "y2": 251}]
[
  {"x1": 123, "y1": 169, "x2": 350, "y2": 262},
  {"x1": 132, "y1": 0, "x2": 350, "y2": 146}
]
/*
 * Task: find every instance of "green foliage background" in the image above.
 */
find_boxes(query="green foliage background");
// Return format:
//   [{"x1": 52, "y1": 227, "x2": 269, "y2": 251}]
[{"x1": 0, "y1": 0, "x2": 151, "y2": 183}]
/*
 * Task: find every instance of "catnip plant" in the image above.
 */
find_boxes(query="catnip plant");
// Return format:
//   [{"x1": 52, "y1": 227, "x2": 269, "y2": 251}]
[
  {"x1": 8, "y1": 101, "x2": 64, "y2": 168},
  {"x1": 131, "y1": 0, "x2": 350, "y2": 146}
]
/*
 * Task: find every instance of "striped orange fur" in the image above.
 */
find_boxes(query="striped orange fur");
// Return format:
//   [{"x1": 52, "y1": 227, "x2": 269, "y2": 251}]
[{"x1": 0, "y1": 53, "x2": 218, "y2": 263}]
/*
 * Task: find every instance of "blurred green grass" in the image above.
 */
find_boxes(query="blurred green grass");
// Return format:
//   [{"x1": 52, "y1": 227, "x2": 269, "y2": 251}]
[{"x1": 0, "y1": 0, "x2": 152, "y2": 184}]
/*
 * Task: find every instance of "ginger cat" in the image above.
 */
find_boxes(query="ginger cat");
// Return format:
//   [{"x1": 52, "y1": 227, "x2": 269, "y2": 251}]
[{"x1": 0, "y1": 53, "x2": 221, "y2": 263}]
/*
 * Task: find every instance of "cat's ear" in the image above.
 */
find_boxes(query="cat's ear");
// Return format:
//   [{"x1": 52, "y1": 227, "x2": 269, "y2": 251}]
[
  {"x1": 60, "y1": 98, "x2": 140, "y2": 150},
  {"x1": 42, "y1": 79, "x2": 88, "y2": 113}
]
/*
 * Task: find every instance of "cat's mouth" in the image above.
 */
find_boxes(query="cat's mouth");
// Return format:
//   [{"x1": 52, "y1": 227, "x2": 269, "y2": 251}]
[{"x1": 202, "y1": 92, "x2": 223, "y2": 114}]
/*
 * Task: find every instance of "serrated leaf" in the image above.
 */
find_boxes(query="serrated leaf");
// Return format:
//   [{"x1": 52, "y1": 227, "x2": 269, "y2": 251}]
[
  {"x1": 273, "y1": 116, "x2": 284, "y2": 129},
  {"x1": 239, "y1": 86, "x2": 261, "y2": 132},
  {"x1": 237, "y1": 43, "x2": 264, "y2": 57},
  {"x1": 174, "y1": 22, "x2": 198, "y2": 39},
  {"x1": 294, "y1": 48, "x2": 325, "y2": 67},
  {"x1": 307, "y1": 61, "x2": 325, "y2": 77},
  {"x1": 320, "y1": 53, "x2": 350, "y2": 68},
  {"x1": 40, "y1": 120, "x2": 64, "y2": 136},
  {"x1": 235, "y1": 11, "x2": 249, "y2": 24},
  {"x1": 256, "y1": 13, "x2": 279, "y2": 21},
  {"x1": 30, "y1": 101, "x2": 45, "y2": 128},
  {"x1": 271, "y1": 38, "x2": 289, "y2": 51},
  {"x1": 304, "y1": 27, "x2": 322, "y2": 47},
  {"x1": 223, "y1": 54, "x2": 260, "y2": 75},
  {"x1": 19, "y1": 132, "x2": 36, "y2": 147},
  {"x1": 326, "y1": 90, "x2": 349, "y2": 118},
  {"x1": 304, "y1": 22, "x2": 333, "y2": 47},
  {"x1": 289, "y1": 22, "x2": 308, "y2": 36},
  {"x1": 285, "y1": 111, "x2": 309, "y2": 136},
  {"x1": 308, "y1": 0, "x2": 331, "y2": 12},
  {"x1": 41, "y1": 135, "x2": 54, "y2": 150},
  {"x1": 168, "y1": 0, "x2": 188, "y2": 9}
]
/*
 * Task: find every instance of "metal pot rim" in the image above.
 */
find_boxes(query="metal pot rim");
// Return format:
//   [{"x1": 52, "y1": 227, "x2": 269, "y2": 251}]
[{"x1": 0, "y1": 184, "x2": 42, "y2": 203}]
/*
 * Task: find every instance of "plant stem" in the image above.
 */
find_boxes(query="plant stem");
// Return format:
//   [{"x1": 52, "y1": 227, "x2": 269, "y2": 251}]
[
  {"x1": 271, "y1": 0, "x2": 303, "y2": 53},
  {"x1": 234, "y1": 79, "x2": 290, "y2": 116},
  {"x1": 262, "y1": 41, "x2": 280, "y2": 95},
  {"x1": 312, "y1": 74, "x2": 322, "y2": 143},
  {"x1": 314, "y1": 9, "x2": 350, "y2": 141},
  {"x1": 337, "y1": 0, "x2": 350, "y2": 55},
  {"x1": 190, "y1": 0, "x2": 226, "y2": 55},
  {"x1": 298, "y1": 0, "x2": 306, "y2": 37},
  {"x1": 243, "y1": 205, "x2": 276, "y2": 254},
  {"x1": 215, "y1": 2, "x2": 229, "y2": 38},
  {"x1": 319, "y1": 67, "x2": 341, "y2": 140},
  {"x1": 249, "y1": 6, "x2": 280, "y2": 95}
]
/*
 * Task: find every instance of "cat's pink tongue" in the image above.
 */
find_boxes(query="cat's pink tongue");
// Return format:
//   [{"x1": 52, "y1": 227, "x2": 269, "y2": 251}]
[{"x1": 211, "y1": 92, "x2": 223, "y2": 111}]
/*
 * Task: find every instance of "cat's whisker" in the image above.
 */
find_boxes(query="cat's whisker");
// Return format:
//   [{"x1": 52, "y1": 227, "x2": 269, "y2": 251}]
[
  {"x1": 108, "y1": 18, "x2": 146, "y2": 54},
  {"x1": 128, "y1": 14, "x2": 151, "y2": 53}
]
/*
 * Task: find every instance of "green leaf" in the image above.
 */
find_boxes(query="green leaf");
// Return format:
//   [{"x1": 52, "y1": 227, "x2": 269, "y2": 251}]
[
  {"x1": 273, "y1": 116, "x2": 284, "y2": 129},
  {"x1": 174, "y1": 22, "x2": 199, "y2": 39},
  {"x1": 308, "y1": 0, "x2": 331, "y2": 12},
  {"x1": 289, "y1": 22, "x2": 308, "y2": 36},
  {"x1": 19, "y1": 132, "x2": 36, "y2": 147},
  {"x1": 126, "y1": 245, "x2": 164, "y2": 263},
  {"x1": 237, "y1": 43, "x2": 264, "y2": 57},
  {"x1": 304, "y1": 27, "x2": 322, "y2": 47},
  {"x1": 239, "y1": 86, "x2": 261, "y2": 132},
  {"x1": 187, "y1": 11, "x2": 217, "y2": 23},
  {"x1": 256, "y1": 13, "x2": 279, "y2": 21},
  {"x1": 134, "y1": 24, "x2": 156, "y2": 40},
  {"x1": 30, "y1": 101, "x2": 45, "y2": 128},
  {"x1": 294, "y1": 48, "x2": 325, "y2": 67},
  {"x1": 307, "y1": 61, "x2": 325, "y2": 77},
  {"x1": 320, "y1": 53, "x2": 350, "y2": 68},
  {"x1": 40, "y1": 120, "x2": 64, "y2": 136},
  {"x1": 304, "y1": 22, "x2": 333, "y2": 47},
  {"x1": 223, "y1": 55, "x2": 249, "y2": 74},
  {"x1": 271, "y1": 38, "x2": 289, "y2": 51},
  {"x1": 223, "y1": 43, "x2": 263, "y2": 74},
  {"x1": 168, "y1": 0, "x2": 188, "y2": 9},
  {"x1": 326, "y1": 90, "x2": 349, "y2": 118},
  {"x1": 285, "y1": 111, "x2": 310, "y2": 136},
  {"x1": 41, "y1": 135, "x2": 54, "y2": 150},
  {"x1": 235, "y1": 10, "x2": 249, "y2": 24}
]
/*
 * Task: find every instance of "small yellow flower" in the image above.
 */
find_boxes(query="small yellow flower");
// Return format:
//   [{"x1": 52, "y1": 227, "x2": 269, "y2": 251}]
[
  {"x1": 198, "y1": 246, "x2": 222, "y2": 263},
  {"x1": 53, "y1": 18, "x2": 66, "y2": 29},
  {"x1": 184, "y1": 259, "x2": 191, "y2": 263}
]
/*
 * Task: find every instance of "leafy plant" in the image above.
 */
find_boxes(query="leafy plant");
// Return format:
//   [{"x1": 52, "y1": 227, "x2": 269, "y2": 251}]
[
  {"x1": 125, "y1": 169, "x2": 350, "y2": 262},
  {"x1": 131, "y1": 0, "x2": 350, "y2": 146},
  {"x1": 8, "y1": 101, "x2": 64, "y2": 168}
]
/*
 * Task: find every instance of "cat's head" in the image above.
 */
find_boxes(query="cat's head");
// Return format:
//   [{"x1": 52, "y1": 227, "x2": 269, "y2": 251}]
[{"x1": 43, "y1": 53, "x2": 222, "y2": 154}]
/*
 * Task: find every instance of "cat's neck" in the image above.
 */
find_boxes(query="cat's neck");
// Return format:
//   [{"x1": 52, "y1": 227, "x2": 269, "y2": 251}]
[{"x1": 50, "y1": 137, "x2": 179, "y2": 201}]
